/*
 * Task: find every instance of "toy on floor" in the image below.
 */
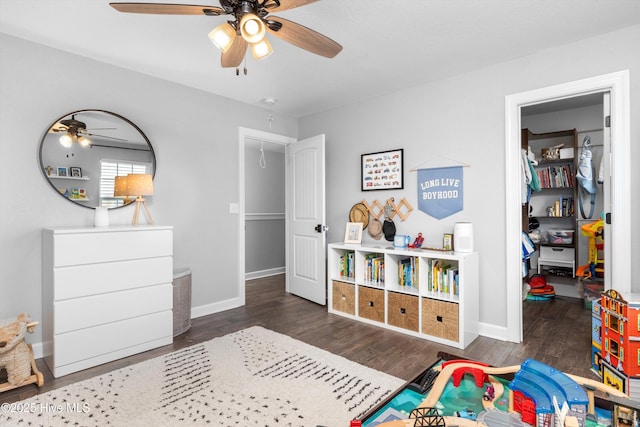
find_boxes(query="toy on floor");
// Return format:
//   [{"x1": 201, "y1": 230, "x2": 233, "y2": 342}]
[
  {"x1": 576, "y1": 218, "x2": 604, "y2": 280},
  {"x1": 0, "y1": 313, "x2": 44, "y2": 393}
]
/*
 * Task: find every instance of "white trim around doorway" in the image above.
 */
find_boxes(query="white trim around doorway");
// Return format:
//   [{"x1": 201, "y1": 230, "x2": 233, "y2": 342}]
[{"x1": 504, "y1": 70, "x2": 631, "y2": 343}]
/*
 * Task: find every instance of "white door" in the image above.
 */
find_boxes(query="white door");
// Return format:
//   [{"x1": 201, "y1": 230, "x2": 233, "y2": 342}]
[
  {"x1": 286, "y1": 134, "x2": 327, "y2": 304},
  {"x1": 602, "y1": 92, "x2": 612, "y2": 288}
]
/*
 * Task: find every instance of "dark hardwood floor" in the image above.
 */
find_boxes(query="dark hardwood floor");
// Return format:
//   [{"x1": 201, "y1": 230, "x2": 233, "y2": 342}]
[{"x1": 1, "y1": 274, "x2": 595, "y2": 404}]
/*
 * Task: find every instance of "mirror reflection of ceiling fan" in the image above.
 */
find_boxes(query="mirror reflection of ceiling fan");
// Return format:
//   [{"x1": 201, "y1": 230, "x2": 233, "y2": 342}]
[
  {"x1": 50, "y1": 115, "x2": 126, "y2": 148},
  {"x1": 109, "y1": 0, "x2": 343, "y2": 73}
]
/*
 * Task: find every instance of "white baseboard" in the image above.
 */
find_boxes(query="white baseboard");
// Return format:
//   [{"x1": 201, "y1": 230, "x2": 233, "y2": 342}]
[
  {"x1": 191, "y1": 297, "x2": 244, "y2": 319},
  {"x1": 477, "y1": 321, "x2": 511, "y2": 342},
  {"x1": 245, "y1": 267, "x2": 285, "y2": 281}
]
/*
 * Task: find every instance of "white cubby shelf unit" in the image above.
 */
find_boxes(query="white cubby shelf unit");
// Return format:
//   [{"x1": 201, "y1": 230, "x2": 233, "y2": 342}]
[{"x1": 327, "y1": 243, "x2": 479, "y2": 349}]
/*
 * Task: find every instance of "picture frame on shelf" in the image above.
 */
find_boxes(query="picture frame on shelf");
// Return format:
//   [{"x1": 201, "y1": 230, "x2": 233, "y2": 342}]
[
  {"x1": 344, "y1": 222, "x2": 363, "y2": 244},
  {"x1": 70, "y1": 167, "x2": 82, "y2": 178},
  {"x1": 361, "y1": 148, "x2": 404, "y2": 191},
  {"x1": 57, "y1": 167, "x2": 68, "y2": 177}
]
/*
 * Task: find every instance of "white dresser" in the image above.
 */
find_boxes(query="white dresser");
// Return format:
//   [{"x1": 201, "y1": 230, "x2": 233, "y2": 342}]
[{"x1": 42, "y1": 225, "x2": 174, "y2": 377}]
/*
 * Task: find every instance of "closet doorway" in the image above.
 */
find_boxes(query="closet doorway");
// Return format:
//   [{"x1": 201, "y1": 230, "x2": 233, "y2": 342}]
[
  {"x1": 521, "y1": 93, "x2": 606, "y2": 299},
  {"x1": 505, "y1": 71, "x2": 631, "y2": 343}
]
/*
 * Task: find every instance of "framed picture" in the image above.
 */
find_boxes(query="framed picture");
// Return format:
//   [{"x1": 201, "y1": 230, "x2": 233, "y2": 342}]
[
  {"x1": 344, "y1": 222, "x2": 363, "y2": 244},
  {"x1": 70, "y1": 167, "x2": 82, "y2": 178},
  {"x1": 361, "y1": 148, "x2": 404, "y2": 191},
  {"x1": 57, "y1": 167, "x2": 68, "y2": 177}
]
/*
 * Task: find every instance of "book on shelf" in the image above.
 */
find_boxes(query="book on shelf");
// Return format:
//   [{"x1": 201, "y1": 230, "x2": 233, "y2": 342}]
[
  {"x1": 427, "y1": 259, "x2": 459, "y2": 297},
  {"x1": 339, "y1": 251, "x2": 355, "y2": 279},
  {"x1": 398, "y1": 257, "x2": 418, "y2": 290},
  {"x1": 364, "y1": 253, "x2": 384, "y2": 284},
  {"x1": 536, "y1": 163, "x2": 574, "y2": 189}
]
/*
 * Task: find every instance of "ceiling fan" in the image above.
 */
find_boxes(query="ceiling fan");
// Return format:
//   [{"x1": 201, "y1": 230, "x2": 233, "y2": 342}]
[
  {"x1": 109, "y1": 1, "x2": 343, "y2": 70},
  {"x1": 50, "y1": 115, "x2": 125, "y2": 147}
]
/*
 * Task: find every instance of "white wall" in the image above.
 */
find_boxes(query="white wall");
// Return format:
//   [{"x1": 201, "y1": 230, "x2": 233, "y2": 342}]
[
  {"x1": 2, "y1": 23, "x2": 638, "y2": 346},
  {"x1": 299, "y1": 25, "x2": 640, "y2": 337},
  {"x1": 0, "y1": 34, "x2": 298, "y2": 344}
]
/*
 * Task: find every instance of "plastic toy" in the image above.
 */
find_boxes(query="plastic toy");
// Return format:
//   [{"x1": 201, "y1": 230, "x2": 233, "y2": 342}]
[
  {"x1": 576, "y1": 218, "x2": 604, "y2": 279},
  {"x1": 407, "y1": 233, "x2": 424, "y2": 248}
]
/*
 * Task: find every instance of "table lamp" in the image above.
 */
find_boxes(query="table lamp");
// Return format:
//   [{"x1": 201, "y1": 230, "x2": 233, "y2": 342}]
[
  {"x1": 126, "y1": 173, "x2": 154, "y2": 225},
  {"x1": 113, "y1": 175, "x2": 130, "y2": 204}
]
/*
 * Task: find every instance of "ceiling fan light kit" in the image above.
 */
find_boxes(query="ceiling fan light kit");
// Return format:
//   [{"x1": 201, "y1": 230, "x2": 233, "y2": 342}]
[
  {"x1": 250, "y1": 36, "x2": 273, "y2": 59},
  {"x1": 208, "y1": 22, "x2": 236, "y2": 53},
  {"x1": 239, "y1": 13, "x2": 265, "y2": 43},
  {"x1": 110, "y1": 1, "x2": 343, "y2": 71}
]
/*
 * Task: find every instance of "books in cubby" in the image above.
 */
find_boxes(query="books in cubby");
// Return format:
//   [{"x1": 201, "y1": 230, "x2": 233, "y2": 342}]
[
  {"x1": 364, "y1": 253, "x2": 384, "y2": 284},
  {"x1": 427, "y1": 259, "x2": 459, "y2": 297},
  {"x1": 536, "y1": 163, "x2": 574, "y2": 189},
  {"x1": 551, "y1": 196, "x2": 574, "y2": 217},
  {"x1": 398, "y1": 257, "x2": 418, "y2": 289},
  {"x1": 338, "y1": 251, "x2": 355, "y2": 279}
]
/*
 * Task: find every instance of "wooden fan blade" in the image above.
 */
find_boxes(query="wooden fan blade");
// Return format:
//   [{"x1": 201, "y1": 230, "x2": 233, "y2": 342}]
[
  {"x1": 265, "y1": 0, "x2": 319, "y2": 13},
  {"x1": 266, "y1": 16, "x2": 342, "y2": 58},
  {"x1": 221, "y1": 37, "x2": 248, "y2": 68},
  {"x1": 109, "y1": 3, "x2": 224, "y2": 16}
]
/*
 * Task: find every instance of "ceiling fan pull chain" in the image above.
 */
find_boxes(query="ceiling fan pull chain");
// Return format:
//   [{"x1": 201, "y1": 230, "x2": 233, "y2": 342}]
[{"x1": 259, "y1": 140, "x2": 267, "y2": 168}]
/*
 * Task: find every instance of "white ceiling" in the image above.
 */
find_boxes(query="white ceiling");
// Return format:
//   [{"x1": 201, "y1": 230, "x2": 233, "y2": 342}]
[{"x1": 1, "y1": 1, "x2": 639, "y2": 118}]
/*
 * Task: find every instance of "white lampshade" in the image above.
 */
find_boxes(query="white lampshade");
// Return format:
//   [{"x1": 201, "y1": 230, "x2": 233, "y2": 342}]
[
  {"x1": 208, "y1": 22, "x2": 236, "y2": 53},
  {"x1": 126, "y1": 174, "x2": 154, "y2": 196},
  {"x1": 250, "y1": 37, "x2": 273, "y2": 60},
  {"x1": 239, "y1": 13, "x2": 265, "y2": 43}
]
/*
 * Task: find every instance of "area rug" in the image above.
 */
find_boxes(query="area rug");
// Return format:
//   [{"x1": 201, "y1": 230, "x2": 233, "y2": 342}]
[{"x1": 0, "y1": 326, "x2": 403, "y2": 426}]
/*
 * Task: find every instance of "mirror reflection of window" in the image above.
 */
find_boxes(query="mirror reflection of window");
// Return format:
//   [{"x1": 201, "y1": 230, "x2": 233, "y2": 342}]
[{"x1": 99, "y1": 159, "x2": 152, "y2": 208}]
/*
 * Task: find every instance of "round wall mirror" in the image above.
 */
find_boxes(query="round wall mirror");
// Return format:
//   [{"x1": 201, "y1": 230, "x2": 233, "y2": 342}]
[{"x1": 39, "y1": 109, "x2": 155, "y2": 209}]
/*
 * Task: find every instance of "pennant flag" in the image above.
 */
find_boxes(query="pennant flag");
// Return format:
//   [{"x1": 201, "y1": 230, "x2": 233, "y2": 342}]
[{"x1": 417, "y1": 166, "x2": 464, "y2": 219}]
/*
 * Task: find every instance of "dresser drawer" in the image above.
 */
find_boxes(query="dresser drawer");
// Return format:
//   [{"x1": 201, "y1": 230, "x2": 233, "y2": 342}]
[
  {"x1": 540, "y1": 246, "x2": 574, "y2": 261},
  {"x1": 387, "y1": 292, "x2": 419, "y2": 332},
  {"x1": 54, "y1": 310, "x2": 172, "y2": 368},
  {"x1": 52, "y1": 228, "x2": 173, "y2": 267},
  {"x1": 53, "y1": 256, "x2": 172, "y2": 301},
  {"x1": 332, "y1": 281, "x2": 355, "y2": 315},
  {"x1": 55, "y1": 283, "x2": 173, "y2": 333},
  {"x1": 358, "y1": 286, "x2": 385, "y2": 323}
]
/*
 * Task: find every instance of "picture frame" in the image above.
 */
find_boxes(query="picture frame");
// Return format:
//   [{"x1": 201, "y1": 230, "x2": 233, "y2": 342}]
[
  {"x1": 344, "y1": 222, "x2": 364, "y2": 244},
  {"x1": 361, "y1": 148, "x2": 404, "y2": 191},
  {"x1": 57, "y1": 167, "x2": 68, "y2": 177},
  {"x1": 70, "y1": 167, "x2": 82, "y2": 178}
]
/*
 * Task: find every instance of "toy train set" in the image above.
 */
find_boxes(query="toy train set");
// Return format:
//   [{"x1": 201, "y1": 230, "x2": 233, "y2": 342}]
[{"x1": 355, "y1": 351, "x2": 640, "y2": 427}]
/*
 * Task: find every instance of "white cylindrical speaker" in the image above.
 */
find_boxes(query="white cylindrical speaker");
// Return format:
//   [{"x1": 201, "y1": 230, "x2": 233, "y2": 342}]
[{"x1": 453, "y1": 222, "x2": 473, "y2": 253}]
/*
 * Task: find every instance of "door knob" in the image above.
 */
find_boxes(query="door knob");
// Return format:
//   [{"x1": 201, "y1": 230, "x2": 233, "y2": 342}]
[{"x1": 314, "y1": 224, "x2": 328, "y2": 233}]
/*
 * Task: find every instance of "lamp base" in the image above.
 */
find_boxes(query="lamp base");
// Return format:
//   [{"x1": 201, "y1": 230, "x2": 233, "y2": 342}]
[{"x1": 132, "y1": 197, "x2": 154, "y2": 225}]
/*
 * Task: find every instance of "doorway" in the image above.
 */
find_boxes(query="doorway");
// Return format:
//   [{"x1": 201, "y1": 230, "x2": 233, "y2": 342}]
[
  {"x1": 504, "y1": 71, "x2": 631, "y2": 343},
  {"x1": 238, "y1": 127, "x2": 295, "y2": 306}
]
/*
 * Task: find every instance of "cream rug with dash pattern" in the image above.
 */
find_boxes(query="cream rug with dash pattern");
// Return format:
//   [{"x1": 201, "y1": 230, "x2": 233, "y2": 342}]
[{"x1": 0, "y1": 326, "x2": 403, "y2": 426}]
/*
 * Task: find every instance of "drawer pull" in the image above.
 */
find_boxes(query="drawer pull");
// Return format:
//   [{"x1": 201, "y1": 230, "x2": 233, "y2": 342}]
[
  {"x1": 552, "y1": 248, "x2": 564, "y2": 252},
  {"x1": 400, "y1": 308, "x2": 406, "y2": 314},
  {"x1": 369, "y1": 301, "x2": 374, "y2": 307},
  {"x1": 437, "y1": 315, "x2": 443, "y2": 322},
  {"x1": 341, "y1": 294, "x2": 347, "y2": 300}
]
